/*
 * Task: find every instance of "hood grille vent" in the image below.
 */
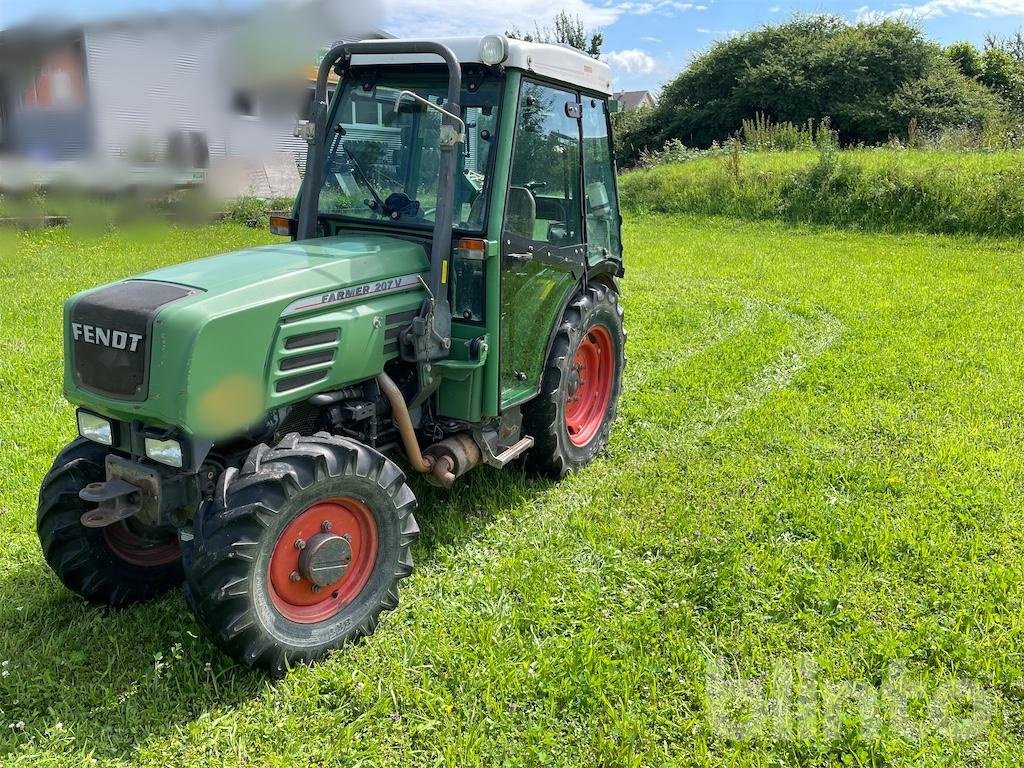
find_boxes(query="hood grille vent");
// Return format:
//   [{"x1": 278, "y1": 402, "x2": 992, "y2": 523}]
[
  {"x1": 70, "y1": 280, "x2": 197, "y2": 400},
  {"x1": 275, "y1": 327, "x2": 341, "y2": 395}
]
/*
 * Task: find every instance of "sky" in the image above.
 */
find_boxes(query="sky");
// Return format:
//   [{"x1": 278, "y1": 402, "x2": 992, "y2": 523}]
[{"x1": 2, "y1": 0, "x2": 1023, "y2": 93}]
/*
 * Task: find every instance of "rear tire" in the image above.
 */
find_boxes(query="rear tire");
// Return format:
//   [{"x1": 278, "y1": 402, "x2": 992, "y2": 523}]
[
  {"x1": 182, "y1": 432, "x2": 418, "y2": 676},
  {"x1": 36, "y1": 438, "x2": 184, "y2": 608},
  {"x1": 523, "y1": 282, "x2": 625, "y2": 478}
]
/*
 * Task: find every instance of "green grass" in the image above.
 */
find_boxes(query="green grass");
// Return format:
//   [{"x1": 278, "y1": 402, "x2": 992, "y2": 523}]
[
  {"x1": 619, "y1": 149, "x2": 1024, "y2": 237},
  {"x1": 3, "y1": 218, "x2": 1024, "y2": 765}
]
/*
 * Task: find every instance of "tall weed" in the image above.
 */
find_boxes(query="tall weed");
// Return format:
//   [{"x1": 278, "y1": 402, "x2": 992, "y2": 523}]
[{"x1": 739, "y1": 113, "x2": 837, "y2": 151}]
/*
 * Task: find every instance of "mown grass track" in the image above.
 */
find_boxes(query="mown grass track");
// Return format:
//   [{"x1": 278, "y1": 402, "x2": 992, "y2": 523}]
[{"x1": 1, "y1": 217, "x2": 1023, "y2": 766}]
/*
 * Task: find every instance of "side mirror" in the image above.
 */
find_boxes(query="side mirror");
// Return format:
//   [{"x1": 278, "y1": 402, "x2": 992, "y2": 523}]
[{"x1": 608, "y1": 99, "x2": 623, "y2": 114}]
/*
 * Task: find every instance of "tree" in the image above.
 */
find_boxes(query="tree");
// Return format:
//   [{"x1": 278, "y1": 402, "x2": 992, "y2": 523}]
[
  {"x1": 643, "y1": 15, "x2": 1001, "y2": 155},
  {"x1": 985, "y1": 31, "x2": 1024, "y2": 65},
  {"x1": 946, "y1": 41, "x2": 984, "y2": 79},
  {"x1": 946, "y1": 36, "x2": 1024, "y2": 116},
  {"x1": 980, "y1": 32, "x2": 1024, "y2": 115},
  {"x1": 980, "y1": 47, "x2": 1021, "y2": 99},
  {"x1": 507, "y1": 11, "x2": 603, "y2": 58}
]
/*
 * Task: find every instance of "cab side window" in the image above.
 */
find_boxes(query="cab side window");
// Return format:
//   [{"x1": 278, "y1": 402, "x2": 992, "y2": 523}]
[
  {"x1": 505, "y1": 81, "x2": 582, "y2": 246},
  {"x1": 582, "y1": 98, "x2": 621, "y2": 259}
]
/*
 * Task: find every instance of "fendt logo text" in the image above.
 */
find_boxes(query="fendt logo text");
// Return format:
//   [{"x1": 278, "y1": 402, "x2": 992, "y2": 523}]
[{"x1": 71, "y1": 323, "x2": 144, "y2": 352}]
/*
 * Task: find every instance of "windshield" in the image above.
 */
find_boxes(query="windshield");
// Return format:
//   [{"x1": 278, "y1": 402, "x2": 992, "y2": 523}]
[{"x1": 316, "y1": 68, "x2": 501, "y2": 231}]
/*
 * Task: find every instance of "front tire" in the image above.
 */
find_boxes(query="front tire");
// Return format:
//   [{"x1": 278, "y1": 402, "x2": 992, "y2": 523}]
[
  {"x1": 37, "y1": 439, "x2": 183, "y2": 607},
  {"x1": 182, "y1": 433, "x2": 418, "y2": 675},
  {"x1": 523, "y1": 282, "x2": 626, "y2": 477}
]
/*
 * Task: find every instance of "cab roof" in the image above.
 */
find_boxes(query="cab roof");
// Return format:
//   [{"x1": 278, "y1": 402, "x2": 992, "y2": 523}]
[{"x1": 351, "y1": 36, "x2": 614, "y2": 96}]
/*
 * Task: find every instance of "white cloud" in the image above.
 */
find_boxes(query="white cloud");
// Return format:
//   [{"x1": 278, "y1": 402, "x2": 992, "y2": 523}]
[
  {"x1": 382, "y1": 0, "x2": 624, "y2": 37},
  {"x1": 856, "y1": 0, "x2": 1024, "y2": 21},
  {"x1": 616, "y1": 1, "x2": 708, "y2": 13},
  {"x1": 604, "y1": 48, "x2": 658, "y2": 74},
  {"x1": 381, "y1": 0, "x2": 708, "y2": 37}
]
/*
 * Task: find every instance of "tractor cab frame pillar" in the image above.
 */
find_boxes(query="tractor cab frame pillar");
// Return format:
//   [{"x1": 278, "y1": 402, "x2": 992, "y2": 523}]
[{"x1": 297, "y1": 40, "x2": 463, "y2": 363}]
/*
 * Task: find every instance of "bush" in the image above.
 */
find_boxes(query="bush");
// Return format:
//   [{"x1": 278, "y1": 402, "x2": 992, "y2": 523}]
[{"x1": 222, "y1": 196, "x2": 295, "y2": 227}]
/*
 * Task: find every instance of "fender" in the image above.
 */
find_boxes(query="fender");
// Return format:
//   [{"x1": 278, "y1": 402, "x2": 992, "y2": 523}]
[{"x1": 508, "y1": 259, "x2": 622, "y2": 412}]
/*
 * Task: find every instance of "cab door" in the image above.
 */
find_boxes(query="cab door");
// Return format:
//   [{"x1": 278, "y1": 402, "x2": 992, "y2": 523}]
[
  {"x1": 499, "y1": 79, "x2": 585, "y2": 409},
  {"x1": 582, "y1": 96, "x2": 623, "y2": 268}
]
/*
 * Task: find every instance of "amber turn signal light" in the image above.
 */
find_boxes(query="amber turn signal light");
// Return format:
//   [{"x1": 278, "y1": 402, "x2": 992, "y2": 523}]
[{"x1": 269, "y1": 215, "x2": 296, "y2": 237}]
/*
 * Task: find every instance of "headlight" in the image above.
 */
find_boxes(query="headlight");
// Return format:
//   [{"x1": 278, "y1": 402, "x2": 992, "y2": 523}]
[
  {"x1": 479, "y1": 34, "x2": 508, "y2": 66},
  {"x1": 145, "y1": 437, "x2": 183, "y2": 468},
  {"x1": 77, "y1": 411, "x2": 113, "y2": 446}
]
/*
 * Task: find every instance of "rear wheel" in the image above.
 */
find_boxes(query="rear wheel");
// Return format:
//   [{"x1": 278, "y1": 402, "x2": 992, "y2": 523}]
[
  {"x1": 36, "y1": 438, "x2": 183, "y2": 607},
  {"x1": 523, "y1": 282, "x2": 625, "y2": 477},
  {"x1": 182, "y1": 433, "x2": 418, "y2": 675}
]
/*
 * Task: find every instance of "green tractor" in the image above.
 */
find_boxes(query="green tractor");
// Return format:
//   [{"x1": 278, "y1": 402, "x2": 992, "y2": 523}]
[{"x1": 38, "y1": 35, "x2": 625, "y2": 674}]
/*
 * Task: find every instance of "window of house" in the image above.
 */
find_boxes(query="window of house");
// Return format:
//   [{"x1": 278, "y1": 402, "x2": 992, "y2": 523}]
[
  {"x1": 232, "y1": 90, "x2": 257, "y2": 118},
  {"x1": 352, "y1": 97, "x2": 379, "y2": 125}
]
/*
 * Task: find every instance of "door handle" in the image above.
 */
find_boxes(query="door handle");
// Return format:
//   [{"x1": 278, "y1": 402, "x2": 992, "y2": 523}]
[{"x1": 508, "y1": 252, "x2": 534, "y2": 262}]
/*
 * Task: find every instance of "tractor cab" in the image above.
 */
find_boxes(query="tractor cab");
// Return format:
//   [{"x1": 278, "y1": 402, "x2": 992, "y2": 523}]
[
  {"x1": 285, "y1": 35, "x2": 623, "y2": 421},
  {"x1": 41, "y1": 36, "x2": 625, "y2": 675}
]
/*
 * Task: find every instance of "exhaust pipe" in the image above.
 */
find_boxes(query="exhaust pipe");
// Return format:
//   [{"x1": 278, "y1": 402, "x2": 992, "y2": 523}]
[
  {"x1": 375, "y1": 373, "x2": 482, "y2": 486},
  {"x1": 375, "y1": 373, "x2": 434, "y2": 474},
  {"x1": 424, "y1": 433, "x2": 481, "y2": 488}
]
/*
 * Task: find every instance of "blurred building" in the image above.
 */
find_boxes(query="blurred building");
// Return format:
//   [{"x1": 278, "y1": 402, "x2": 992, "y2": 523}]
[
  {"x1": 612, "y1": 90, "x2": 655, "y2": 111},
  {"x1": 0, "y1": 2, "x2": 387, "y2": 197}
]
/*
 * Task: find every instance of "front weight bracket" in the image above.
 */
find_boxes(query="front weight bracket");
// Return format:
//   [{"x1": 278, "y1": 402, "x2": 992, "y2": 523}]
[{"x1": 79, "y1": 478, "x2": 143, "y2": 527}]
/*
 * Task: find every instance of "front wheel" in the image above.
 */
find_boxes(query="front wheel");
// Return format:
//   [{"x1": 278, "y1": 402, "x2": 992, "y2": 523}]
[
  {"x1": 37, "y1": 439, "x2": 183, "y2": 607},
  {"x1": 523, "y1": 282, "x2": 626, "y2": 477},
  {"x1": 182, "y1": 433, "x2": 418, "y2": 675}
]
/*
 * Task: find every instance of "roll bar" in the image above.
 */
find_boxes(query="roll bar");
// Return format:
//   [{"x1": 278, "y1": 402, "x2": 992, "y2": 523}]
[{"x1": 296, "y1": 40, "x2": 462, "y2": 360}]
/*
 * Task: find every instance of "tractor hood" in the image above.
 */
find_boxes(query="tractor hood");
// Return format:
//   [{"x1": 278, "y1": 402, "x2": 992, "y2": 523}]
[
  {"x1": 64, "y1": 233, "x2": 430, "y2": 440},
  {"x1": 143, "y1": 233, "x2": 428, "y2": 303}
]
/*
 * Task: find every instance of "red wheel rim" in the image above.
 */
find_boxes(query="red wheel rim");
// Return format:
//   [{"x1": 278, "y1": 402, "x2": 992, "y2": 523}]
[
  {"x1": 565, "y1": 324, "x2": 615, "y2": 447},
  {"x1": 103, "y1": 521, "x2": 181, "y2": 567},
  {"x1": 268, "y1": 497, "x2": 378, "y2": 624}
]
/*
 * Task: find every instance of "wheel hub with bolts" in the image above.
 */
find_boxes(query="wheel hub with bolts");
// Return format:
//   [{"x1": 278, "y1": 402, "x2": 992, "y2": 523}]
[
  {"x1": 298, "y1": 530, "x2": 353, "y2": 587},
  {"x1": 267, "y1": 497, "x2": 378, "y2": 624},
  {"x1": 567, "y1": 365, "x2": 583, "y2": 400}
]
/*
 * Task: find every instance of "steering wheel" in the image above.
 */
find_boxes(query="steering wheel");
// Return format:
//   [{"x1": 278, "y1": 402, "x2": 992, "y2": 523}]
[{"x1": 380, "y1": 192, "x2": 421, "y2": 220}]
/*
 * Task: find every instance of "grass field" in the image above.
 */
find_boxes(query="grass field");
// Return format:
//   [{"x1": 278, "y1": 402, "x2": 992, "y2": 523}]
[
  {"x1": 2, "y1": 217, "x2": 1024, "y2": 766},
  {"x1": 618, "y1": 149, "x2": 1024, "y2": 237}
]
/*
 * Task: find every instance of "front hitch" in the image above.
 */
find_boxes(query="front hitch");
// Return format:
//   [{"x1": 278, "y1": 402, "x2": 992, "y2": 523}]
[
  {"x1": 79, "y1": 478, "x2": 143, "y2": 527},
  {"x1": 77, "y1": 454, "x2": 199, "y2": 529}
]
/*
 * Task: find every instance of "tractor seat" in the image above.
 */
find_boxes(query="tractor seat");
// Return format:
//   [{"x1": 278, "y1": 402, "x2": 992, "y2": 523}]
[{"x1": 506, "y1": 186, "x2": 536, "y2": 240}]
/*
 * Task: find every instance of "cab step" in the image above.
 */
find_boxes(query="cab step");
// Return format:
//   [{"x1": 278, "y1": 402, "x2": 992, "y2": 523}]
[{"x1": 490, "y1": 436, "x2": 534, "y2": 468}]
